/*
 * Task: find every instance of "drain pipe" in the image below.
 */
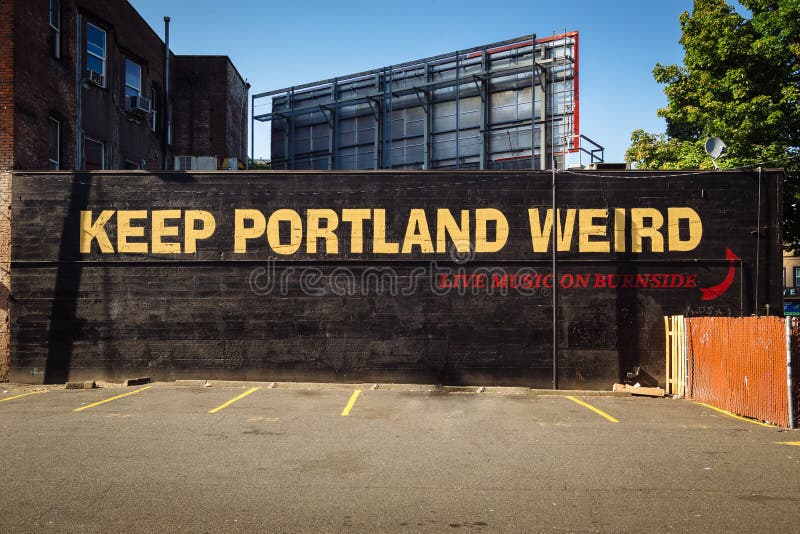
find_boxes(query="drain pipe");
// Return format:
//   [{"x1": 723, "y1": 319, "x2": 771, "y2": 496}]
[
  {"x1": 787, "y1": 318, "x2": 795, "y2": 428},
  {"x1": 755, "y1": 167, "x2": 762, "y2": 315},
  {"x1": 552, "y1": 164, "x2": 558, "y2": 390},
  {"x1": 162, "y1": 16, "x2": 171, "y2": 170}
]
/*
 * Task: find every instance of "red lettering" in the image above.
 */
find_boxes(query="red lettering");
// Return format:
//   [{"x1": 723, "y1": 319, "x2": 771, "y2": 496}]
[
  {"x1": 438, "y1": 274, "x2": 451, "y2": 288},
  {"x1": 543, "y1": 274, "x2": 553, "y2": 288},
  {"x1": 622, "y1": 274, "x2": 635, "y2": 288},
  {"x1": 575, "y1": 274, "x2": 590, "y2": 288},
  {"x1": 669, "y1": 274, "x2": 685, "y2": 288},
  {"x1": 561, "y1": 274, "x2": 574, "y2": 288},
  {"x1": 684, "y1": 274, "x2": 697, "y2": 288},
  {"x1": 593, "y1": 274, "x2": 607, "y2": 288}
]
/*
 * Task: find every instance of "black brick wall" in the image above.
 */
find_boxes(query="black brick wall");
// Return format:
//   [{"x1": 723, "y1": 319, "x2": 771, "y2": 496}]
[{"x1": 9, "y1": 170, "x2": 783, "y2": 387}]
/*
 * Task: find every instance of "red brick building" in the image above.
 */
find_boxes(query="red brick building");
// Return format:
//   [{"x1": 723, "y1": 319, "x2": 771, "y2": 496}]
[
  {"x1": 0, "y1": 0, "x2": 248, "y2": 379},
  {"x1": 2, "y1": 0, "x2": 248, "y2": 171}
]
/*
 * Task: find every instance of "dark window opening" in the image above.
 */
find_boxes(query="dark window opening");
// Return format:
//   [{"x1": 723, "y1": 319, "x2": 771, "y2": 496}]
[
  {"x1": 48, "y1": 116, "x2": 60, "y2": 170},
  {"x1": 49, "y1": 0, "x2": 61, "y2": 58},
  {"x1": 84, "y1": 137, "x2": 104, "y2": 170}
]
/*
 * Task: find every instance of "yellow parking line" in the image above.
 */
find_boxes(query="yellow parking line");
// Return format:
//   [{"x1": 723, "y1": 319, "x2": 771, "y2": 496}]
[
  {"x1": 341, "y1": 389, "x2": 361, "y2": 416},
  {"x1": 565, "y1": 395, "x2": 619, "y2": 423},
  {"x1": 775, "y1": 442, "x2": 800, "y2": 446},
  {"x1": 695, "y1": 402, "x2": 775, "y2": 428},
  {"x1": 0, "y1": 390, "x2": 47, "y2": 403},
  {"x1": 73, "y1": 386, "x2": 152, "y2": 412},
  {"x1": 208, "y1": 387, "x2": 260, "y2": 414}
]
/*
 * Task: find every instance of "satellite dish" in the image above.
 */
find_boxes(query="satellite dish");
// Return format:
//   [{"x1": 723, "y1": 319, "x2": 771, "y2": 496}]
[{"x1": 704, "y1": 137, "x2": 727, "y2": 168}]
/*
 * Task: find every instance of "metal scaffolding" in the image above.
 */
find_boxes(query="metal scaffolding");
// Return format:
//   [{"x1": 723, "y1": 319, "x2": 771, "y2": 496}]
[{"x1": 251, "y1": 32, "x2": 603, "y2": 170}]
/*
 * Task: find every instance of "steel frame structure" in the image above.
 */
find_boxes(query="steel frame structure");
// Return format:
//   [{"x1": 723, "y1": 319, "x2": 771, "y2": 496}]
[{"x1": 252, "y1": 32, "x2": 602, "y2": 170}]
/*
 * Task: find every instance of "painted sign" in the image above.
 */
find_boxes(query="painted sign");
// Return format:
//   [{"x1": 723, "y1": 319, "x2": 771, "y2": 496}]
[{"x1": 10, "y1": 170, "x2": 782, "y2": 387}]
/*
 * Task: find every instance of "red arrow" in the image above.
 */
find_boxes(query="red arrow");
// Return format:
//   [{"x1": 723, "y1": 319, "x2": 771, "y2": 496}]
[{"x1": 700, "y1": 248, "x2": 740, "y2": 301}]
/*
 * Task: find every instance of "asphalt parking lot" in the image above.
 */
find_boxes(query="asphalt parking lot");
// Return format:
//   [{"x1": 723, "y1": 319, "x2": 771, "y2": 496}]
[{"x1": 1, "y1": 382, "x2": 799, "y2": 533}]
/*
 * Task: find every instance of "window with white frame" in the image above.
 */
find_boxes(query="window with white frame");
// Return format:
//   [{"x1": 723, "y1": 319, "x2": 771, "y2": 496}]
[
  {"x1": 151, "y1": 85, "x2": 160, "y2": 133},
  {"x1": 167, "y1": 101, "x2": 173, "y2": 144},
  {"x1": 86, "y1": 23, "x2": 106, "y2": 85},
  {"x1": 125, "y1": 59, "x2": 142, "y2": 98},
  {"x1": 794, "y1": 267, "x2": 800, "y2": 288},
  {"x1": 49, "y1": 0, "x2": 61, "y2": 58},
  {"x1": 48, "y1": 117, "x2": 60, "y2": 170},
  {"x1": 84, "y1": 137, "x2": 105, "y2": 170}
]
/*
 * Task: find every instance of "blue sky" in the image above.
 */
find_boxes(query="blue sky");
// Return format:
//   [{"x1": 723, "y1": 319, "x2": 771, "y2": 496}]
[{"x1": 130, "y1": 0, "x2": 696, "y2": 163}]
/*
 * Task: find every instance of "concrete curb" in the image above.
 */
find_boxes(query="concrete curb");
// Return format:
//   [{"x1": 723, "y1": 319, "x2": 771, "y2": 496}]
[
  {"x1": 122, "y1": 377, "x2": 152, "y2": 387},
  {"x1": 165, "y1": 379, "x2": 633, "y2": 397},
  {"x1": 174, "y1": 380, "x2": 211, "y2": 387},
  {"x1": 65, "y1": 381, "x2": 96, "y2": 390},
  {"x1": 528, "y1": 389, "x2": 632, "y2": 397}
]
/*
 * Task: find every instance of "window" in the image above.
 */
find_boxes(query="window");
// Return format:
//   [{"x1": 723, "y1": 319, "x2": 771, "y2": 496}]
[
  {"x1": 84, "y1": 137, "x2": 104, "y2": 170},
  {"x1": 125, "y1": 59, "x2": 141, "y2": 98},
  {"x1": 794, "y1": 267, "x2": 800, "y2": 288},
  {"x1": 150, "y1": 85, "x2": 160, "y2": 133},
  {"x1": 86, "y1": 23, "x2": 106, "y2": 85},
  {"x1": 49, "y1": 0, "x2": 61, "y2": 58},
  {"x1": 167, "y1": 101, "x2": 173, "y2": 144},
  {"x1": 48, "y1": 117, "x2": 60, "y2": 170}
]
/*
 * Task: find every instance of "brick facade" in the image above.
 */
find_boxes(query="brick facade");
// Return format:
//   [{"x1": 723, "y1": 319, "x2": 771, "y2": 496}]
[
  {"x1": 6, "y1": 0, "x2": 248, "y2": 173},
  {"x1": 0, "y1": 0, "x2": 247, "y2": 381},
  {"x1": 0, "y1": 0, "x2": 14, "y2": 380},
  {"x1": 172, "y1": 56, "x2": 248, "y2": 165}
]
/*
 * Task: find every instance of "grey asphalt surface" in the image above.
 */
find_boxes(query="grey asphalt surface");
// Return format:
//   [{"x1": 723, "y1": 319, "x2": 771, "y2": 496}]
[{"x1": 1, "y1": 382, "x2": 799, "y2": 533}]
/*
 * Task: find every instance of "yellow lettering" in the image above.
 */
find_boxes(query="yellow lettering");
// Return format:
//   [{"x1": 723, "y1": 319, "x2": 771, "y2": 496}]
[
  {"x1": 528, "y1": 208, "x2": 551, "y2": 253},
  {"x1": 436, "y1": 209, "x2": 470, "y2": 254},
  {"x1": 614, "y1": 208, "x2": 626, "y2": 253},
  {"x1": 631, "y1": 208, "x2": 664, "y2": 253},
  {"x1": 527, "y1": 209, "x2": 576, "y2": 252},
  {"x1": 267, "y1": 209, "x2": 302, "y2": 255},
  {"x1": 116, "y1": 210, "x2": 148, "y2": 253},
  {"x1": 373, "y1": 209, "x2": 399, "y2": 254},
  {"x1": 402, "y1": 209, "x2": 434, "y2": 254},
  {"x1": 558, "y1": 209, "x2": 576, "y2": 251},
  {"x1": 578, "y1": 209, "x2": 609, "y2": 253},
  {"x1": 234, "y1": 209, "x2": 266, "y2": 253},
  {"x1": 151, "y1": 210, "x2": 182, "y2": 254},
  {"x1": 80, "y1": 210, "x2": 115, "y2": 253},
  {"x1": 341, "y1": 209, "x2": 371, "y2": 253},
  {"x1": 185, "y1": 210, "x2": 216, "y2": 253},
  {"x1": 475, "y1": 208, "x2": 508, "y2": 253},
  {"x1": 307, "y1": 209, "x2": 339, "y2": 254},
  {"x1": 668, "y1": 207, "x2": 703, "y2": 251}
]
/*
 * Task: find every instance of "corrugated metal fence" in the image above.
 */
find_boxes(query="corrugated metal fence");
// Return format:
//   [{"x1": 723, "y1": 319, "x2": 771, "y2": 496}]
[{"x1": 666, "y1": 316, "x2": 796, "y2": 428}]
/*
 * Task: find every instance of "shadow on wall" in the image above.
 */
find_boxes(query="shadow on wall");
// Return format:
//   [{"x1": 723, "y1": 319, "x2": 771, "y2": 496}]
[
  {"x1": 0, "y1": 281, "x2": 8, "y2": 381},
  {"x1": 44, "y1": 174, "x2": 92, "y2": 384}
]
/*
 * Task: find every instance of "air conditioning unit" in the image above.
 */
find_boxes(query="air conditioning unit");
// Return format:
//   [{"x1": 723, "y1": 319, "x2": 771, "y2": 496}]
[
  {"x1": 175, "y1": 156, "x2": 218, "y2": 171},
  {"x1": 175, "y1": 156, "x2": 193, "y2": 171},
  {"x1": 86, "y1": 70, "x2": 103, "y2": 86},
  {"x1": 127, "y1": 96, "x2": 152, "y2": 114}
]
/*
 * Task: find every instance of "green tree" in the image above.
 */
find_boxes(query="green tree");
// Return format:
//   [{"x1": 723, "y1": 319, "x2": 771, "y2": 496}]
[
  {"x1": 625, "y1": 0, "x2": 800, "y2": 247},
  {"x1": 248, "y1": 158, "x2": 272, "y2": 170}
]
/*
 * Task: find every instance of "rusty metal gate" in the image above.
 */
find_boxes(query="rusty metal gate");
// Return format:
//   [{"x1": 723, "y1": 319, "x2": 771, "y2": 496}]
[{"x1": 667, "y1": 316, "x2": 795, "y2": 427}]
